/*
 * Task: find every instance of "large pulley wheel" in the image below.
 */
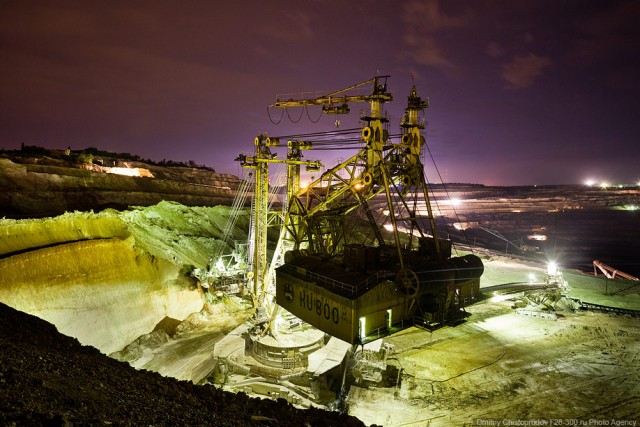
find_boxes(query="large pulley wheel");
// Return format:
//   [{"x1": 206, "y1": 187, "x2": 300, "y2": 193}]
[
  {"x1": 361, "y1": 126, "x2": 372, "y2": 141},
  {"x1": 396, "y1": 268, "x2": 419, "y2": 297}
]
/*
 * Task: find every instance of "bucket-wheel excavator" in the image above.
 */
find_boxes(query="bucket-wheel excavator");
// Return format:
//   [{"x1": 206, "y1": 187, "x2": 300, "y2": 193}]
[{"x1": 238, "y1": 76, "x2": 484, "y2": 345}]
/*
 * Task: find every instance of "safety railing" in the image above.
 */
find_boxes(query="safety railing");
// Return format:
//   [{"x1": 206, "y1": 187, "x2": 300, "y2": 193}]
[{"x1": 278, "y1": 264, "x2": 393, "y2": 297}]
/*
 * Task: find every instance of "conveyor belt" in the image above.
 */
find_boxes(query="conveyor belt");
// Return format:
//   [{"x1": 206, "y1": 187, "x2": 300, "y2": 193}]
[
  {"x1": 579, "y1": 301, "x2": 640, "y2": 318},
  {"x1": 481, "y1": 285, "x2": 640, "y2": 318},
  {"x1": 481, "y1": 282, "x2": 558, "y2": 294}
]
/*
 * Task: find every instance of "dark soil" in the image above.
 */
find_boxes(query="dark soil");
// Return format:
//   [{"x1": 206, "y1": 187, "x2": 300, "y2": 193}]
[{"x1": 0, "y1": 302, "x2": 366, "y2": 426}]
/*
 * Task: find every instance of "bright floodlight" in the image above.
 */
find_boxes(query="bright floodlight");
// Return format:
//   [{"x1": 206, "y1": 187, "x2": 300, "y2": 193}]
[
  {"x1": 528, "y1": 273, "x2": 537, "y2": 283},
  {"x1": 600, "y1": 181, "x2": 610, "y2": 189},
  {"x1": 547, "y1": 261, "x2": 558, "y2": 276},
  {"x1": 584, "y1": 179, "x2": 595, "y2": 187}
]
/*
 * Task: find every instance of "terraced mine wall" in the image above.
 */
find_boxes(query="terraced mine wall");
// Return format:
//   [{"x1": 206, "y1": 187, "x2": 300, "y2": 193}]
[
  {"x1": 0, "y1": 158, "x2": 242, "y2": 217},
  {"x1": 0, "y1": 202, "x2": 251, "y2": 354}
]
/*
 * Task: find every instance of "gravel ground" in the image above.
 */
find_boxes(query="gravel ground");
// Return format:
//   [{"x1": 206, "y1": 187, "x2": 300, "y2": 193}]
[{"x1": 0, "y1": 302, "x2": 367, "y2": 426}]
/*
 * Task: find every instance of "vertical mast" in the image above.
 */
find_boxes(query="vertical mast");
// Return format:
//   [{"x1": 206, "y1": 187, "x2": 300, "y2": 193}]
[{"x1": 402, "y1": 85, "x2": 441, "y2": 258}]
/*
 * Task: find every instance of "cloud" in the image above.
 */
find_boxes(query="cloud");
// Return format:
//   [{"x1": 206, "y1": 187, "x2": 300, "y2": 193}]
[
  {"x1": 501, "y1": 53, "x2": 551, "y2": 89},
  {"x1": 401, "y1": 0, "x2": 469, "y2": 69},
  {"x1": 402, "y1": 0, "x2": 468, "y2": 32},
  {"x1": 486, "y1": 42, "x2": 504, "y2": 58},
  {"x1": 403, "y1": 37, "x2": 454, "y2": 68}
]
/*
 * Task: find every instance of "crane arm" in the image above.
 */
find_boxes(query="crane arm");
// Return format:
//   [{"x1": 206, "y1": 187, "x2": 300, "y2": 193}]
[{"x1": 271, "y1": 76, "x2": 392, "y2": 110}]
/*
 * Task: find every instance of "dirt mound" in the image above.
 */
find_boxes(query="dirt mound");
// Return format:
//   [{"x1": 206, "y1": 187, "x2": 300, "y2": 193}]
[{"x1": 0, "y1": 302, "x2": 366, "y2": 426}]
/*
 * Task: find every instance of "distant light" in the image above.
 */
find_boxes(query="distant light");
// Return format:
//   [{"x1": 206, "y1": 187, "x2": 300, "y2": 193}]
[
  {"x1": 300, "y1": 181, "x2": 309, "y2": 189},
  {"x1": 547, "y1": 261, "x2": 558, "y2": 276},
  {"x1": 584, "y1": 179, "x2": 596, "y2": 187},
  {"x1": 528, "y1": 273, "x2": 537, "y2": 283},
  {"x1": 599, "y1": 181, "x2": 610, "y2": 189},
  {"x1": 626, "y1": 205, "x2": 638, "y2": 211},
  {"x1": 450, "y1": 198, "x2": 462, "y2": 207},
  {"x1": 637, "y1": 181, "x2": 640, "y2": 187},
  {"x1": 107, "y1": 167, "x2": 142, "y2": 177},
  {"x1": 527, "y1": 233, "x2": 547, "y2": 241}
]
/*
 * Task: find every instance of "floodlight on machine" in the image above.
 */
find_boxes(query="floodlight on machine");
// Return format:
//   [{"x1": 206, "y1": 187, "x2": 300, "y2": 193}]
[
  {"x1": 546, "y1": 261, "x2": 558, "y2": 276},
  {"x1": 546, "y1": 261, "x2": 568, "y2": 288}
]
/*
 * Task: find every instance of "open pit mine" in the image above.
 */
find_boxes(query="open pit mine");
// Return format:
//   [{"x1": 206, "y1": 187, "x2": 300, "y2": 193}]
[{"x1": 1, "y1": 77, "x2": 639, "y2": 426}]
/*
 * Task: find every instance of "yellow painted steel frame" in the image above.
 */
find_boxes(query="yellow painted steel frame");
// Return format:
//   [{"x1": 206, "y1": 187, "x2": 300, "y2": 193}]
[
  {"x1": 237, "y1": 139, "x2": 321, "y2": 302},
  {"x1": 278, "y1": 83, "x2": 441, "y2": 264}
]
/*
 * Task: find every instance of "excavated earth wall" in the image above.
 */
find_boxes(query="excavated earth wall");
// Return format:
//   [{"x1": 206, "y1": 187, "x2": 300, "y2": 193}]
[
  {"x1": 0, "y1": 158, "x2": 242, "y2": 217},
  {"x1": 0, "y1": 202, "x2": 250, "y2": 355}
]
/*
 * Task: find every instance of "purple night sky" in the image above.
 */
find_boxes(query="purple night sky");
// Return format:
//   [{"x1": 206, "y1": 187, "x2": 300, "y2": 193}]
[{"x1": 1, "y1": 1, "x2": 639, "y2": 185}]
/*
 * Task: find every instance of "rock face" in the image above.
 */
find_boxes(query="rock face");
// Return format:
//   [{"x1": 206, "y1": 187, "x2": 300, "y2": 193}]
[
  {"x1": 0, "y1": 202, "x2": 250, "y2": 354},
  {"x1": 0, "y1": 157, "x2": 242, "y2": 217},
  {"x1": 0, "y1": 236, "x2": 202, "y2": 354}
]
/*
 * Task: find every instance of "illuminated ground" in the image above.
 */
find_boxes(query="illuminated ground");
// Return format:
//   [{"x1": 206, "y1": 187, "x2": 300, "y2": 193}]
[
  {"x1": 346, "y1": 256, "x2": 640, "y2": 426},
  {"x1": 104, "y1": 250, "x2": 640, "y2": 425}
]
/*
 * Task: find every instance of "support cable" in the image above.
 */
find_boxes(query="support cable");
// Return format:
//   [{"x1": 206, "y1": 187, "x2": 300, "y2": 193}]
[
  {"x1": 423, "y1": 141, "x2": 473, "y2": 250},
  {"x1": 266, "y1": 107, "x2": 284, "y2": 125},
  {"x1": 213, "y1": 174, "x2": 253, "y2": 262},
  {"x1": 305, "y1": 105, "x2": 323, "y2": 123},
  {"x1": 285, "y1": 107, "x2": 304, "y2": 123}
]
